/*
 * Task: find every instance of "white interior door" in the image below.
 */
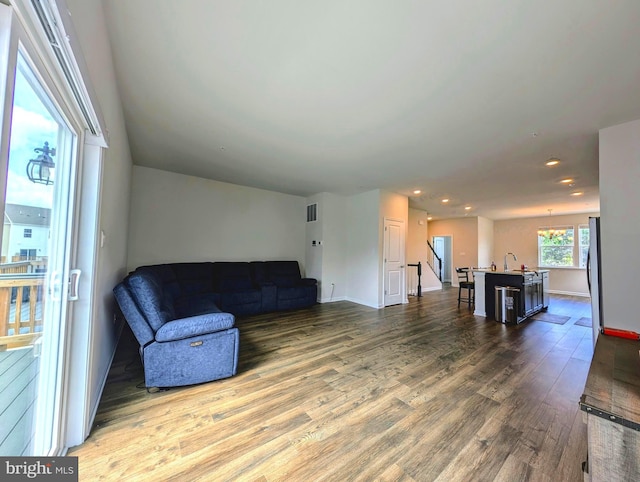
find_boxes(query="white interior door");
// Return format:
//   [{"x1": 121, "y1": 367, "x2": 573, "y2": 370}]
[
  {"x1": 384, "y1": 219, "x2": 405, "y2": 306},
  {"x1": 433, "y1": 235, "x2": 452, "y2": 283},
  {"x1": 433, "y1": 236, "x2": 444, "y2": 280}
]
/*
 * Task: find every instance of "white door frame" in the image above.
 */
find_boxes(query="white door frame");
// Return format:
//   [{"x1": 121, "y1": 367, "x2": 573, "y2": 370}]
[
  {"x1": 0, "y1": 2, "x2": 104, "y2": 454},
  {"x1": 383, "y1": 218, "x2": 406, "y2": 306}
]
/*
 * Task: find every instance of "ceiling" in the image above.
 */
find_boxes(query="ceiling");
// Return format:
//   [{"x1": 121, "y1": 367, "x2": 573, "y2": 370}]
[{"x1": 103, "y1": 0, "x2": 640, "y2": 220}]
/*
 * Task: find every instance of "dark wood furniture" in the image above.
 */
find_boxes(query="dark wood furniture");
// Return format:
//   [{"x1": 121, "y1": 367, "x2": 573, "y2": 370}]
[
  {"x1": 580, "y1": 334, "x2": 640, "y2": 481},
  {"x1": 455, "y1": 267, "x2": 474, "y2": 308},
  {"x1": 483, "y1": 271, "x2": 549, "y2": 322}
]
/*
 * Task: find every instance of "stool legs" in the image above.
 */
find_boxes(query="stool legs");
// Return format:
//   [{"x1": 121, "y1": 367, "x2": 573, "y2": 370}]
[{"x1": 458, "y1": 284, "x2": 474, "y2": 309}]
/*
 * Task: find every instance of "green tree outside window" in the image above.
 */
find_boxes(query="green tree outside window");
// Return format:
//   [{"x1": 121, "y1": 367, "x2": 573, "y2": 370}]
[{"x1": 538, "y1": 227, "x2": 574, "y2": 267}]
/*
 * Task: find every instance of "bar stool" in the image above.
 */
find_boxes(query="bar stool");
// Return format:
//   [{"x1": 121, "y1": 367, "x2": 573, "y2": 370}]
[{"x1": 456, "y1": 267, "x2": 475, "y2": 308}]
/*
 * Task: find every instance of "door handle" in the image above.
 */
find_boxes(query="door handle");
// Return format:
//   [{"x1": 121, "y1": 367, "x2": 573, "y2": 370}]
[
  {"x1": 586, "y1": 249, "x2": 591, "y2": 292},
  {"x1": 69, "y1": 269, "x2": 81, "y2": 301},
  {"x1": 49, "y1": 270, "x2": 62, "y2": 301}
]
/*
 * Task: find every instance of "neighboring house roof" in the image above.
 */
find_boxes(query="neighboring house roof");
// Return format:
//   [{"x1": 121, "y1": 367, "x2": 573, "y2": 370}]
[{"x1": 4, "y1": 204, "x2": 51, "y2": 227}]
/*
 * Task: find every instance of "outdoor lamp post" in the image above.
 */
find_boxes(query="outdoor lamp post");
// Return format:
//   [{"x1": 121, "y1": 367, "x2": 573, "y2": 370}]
[{"x1": 26, "y1": 141, "x2": 56, "y2": 185}]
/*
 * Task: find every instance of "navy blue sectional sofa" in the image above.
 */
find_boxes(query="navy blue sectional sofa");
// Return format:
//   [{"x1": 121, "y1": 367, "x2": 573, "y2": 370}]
[{"x1": 114, "y1": 260, "x2": 317, "y2": 388}]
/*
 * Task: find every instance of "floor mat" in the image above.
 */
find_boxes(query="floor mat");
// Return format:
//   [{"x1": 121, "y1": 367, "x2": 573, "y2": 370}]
[
  {"x1": 574, "y1": 317, "x2": 592, "y2": 327},
  {"x1": 530, "y1": 312, "x2": 571, "y2": 325}
]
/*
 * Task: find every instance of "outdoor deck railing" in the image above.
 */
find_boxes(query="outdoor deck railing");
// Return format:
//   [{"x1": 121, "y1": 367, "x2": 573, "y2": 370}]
[{"x1": 0, "y1": 264, "x2": 46, "y2": 350}]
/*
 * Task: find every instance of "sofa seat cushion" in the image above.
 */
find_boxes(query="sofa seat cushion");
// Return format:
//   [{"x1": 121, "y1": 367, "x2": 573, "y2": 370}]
[
  {"x1": 220, "y1": 289, "x2": 263, "y2": 315},
  {"x1": 277, "y1": 286, "x2": 315, "y2": 301},
  {"x1": 155, "y1": 312, "x2": 235, "y2": 342},
  {"x1": 270, "y1": 274, "x2": 300, "y2": 288}
]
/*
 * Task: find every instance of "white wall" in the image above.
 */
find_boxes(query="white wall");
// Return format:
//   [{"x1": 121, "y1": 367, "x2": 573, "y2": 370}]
[
  {"x1": 380, "y1": 190, "x2": 409, "y2": 305},
  {"x1": 318, "y1": 193, "x2": 347, "y2": 302},
  {"x1": 306, "y1": 191, "x2": 411, "y2": 305},
  {"x1": 477, "y1": 216, "x2": 494, "y2": 268},
  {"x1": 599, "y1": 118, "x2": 640, "y2": 332},
  {"x1": 346, "y1": 190, "x2": 380, "y2": 308},
  {"x1": 493, "y1": 213, "x2": 597, "y2": 296},
  {"x1": 442, "y1": 236, "x2": 452, "y2": 283},
  {"x1": 407, "y1": 208, "x2": 441, "y2": 293},
  {"x1": 428, "y1": 217, "x2": 479, "y2": 283},
  {"x1": 128, "y1": 166, "x2": 306, "y2": 269},
  {"x1": 305, "y1": 193, "x2": 323, "y2": 296},
  {"x1": 304, "y1": 192, "x2": 349, "y2": 302},
  {"x1": 65, "y1": 0, "x2": 133, "y2": 442}
]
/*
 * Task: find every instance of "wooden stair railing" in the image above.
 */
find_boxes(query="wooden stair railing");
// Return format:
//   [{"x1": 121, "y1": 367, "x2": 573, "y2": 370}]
[
  {"x1": 407, "y1": 262, "x2": 422, "y2": 297},
  {"x1": 427, "y1": 240, "x2": 443, "y2": 281}
]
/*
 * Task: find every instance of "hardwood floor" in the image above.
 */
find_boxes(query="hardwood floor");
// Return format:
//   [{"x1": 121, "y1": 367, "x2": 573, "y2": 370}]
[{"x1": 69, "y1": 288, "x2": 593, "y2": 481}]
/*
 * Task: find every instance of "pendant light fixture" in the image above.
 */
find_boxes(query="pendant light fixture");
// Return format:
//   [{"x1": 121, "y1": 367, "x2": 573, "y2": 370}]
[{"x1": 537, "y1": 209, "x2": 566, "y2": 239}]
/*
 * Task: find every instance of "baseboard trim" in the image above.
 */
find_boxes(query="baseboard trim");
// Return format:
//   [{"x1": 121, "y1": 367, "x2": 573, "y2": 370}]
[
  {"x1": 318, "y1": 296, "x2": 347, "y2": 304},
  {"x1": 345, "y1": 297, "x2": 380, "y2": 309},
  {"x1": 422, "y1": 286, "x2": 443, "y2": 293},
  {"x1": 547, "y1": 289, "x2": 590, "y2": 298},
  {"x1": 408, "y1": 286, "x2": 442, "y2": 296},
  {"x1": 86, "y1": 319, "x2": 125, "y2": 441}
]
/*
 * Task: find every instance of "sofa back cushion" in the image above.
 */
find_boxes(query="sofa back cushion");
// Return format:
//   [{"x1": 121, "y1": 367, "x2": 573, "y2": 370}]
[
  {"x1": 113, "y1": 283, "x2": 155, "y2": 346},
  {"x1": 266, "y1": 261, "x2": 302, "y2": 287},
  {"x1": 213, "y1": 262, "x2": 254, "y2": 292},
  {"x1": 138, "y1": 264, "x2": 180, "y2": 299},
  {"x1": 171, "y1": 262, "x2": 215, "y2": 297},
  {"x1": 127, "y1": 270, "x2": 175, "y2": 331},
  {"x1": 249, "y1": 261, "x2": 268, "y2": 285}
]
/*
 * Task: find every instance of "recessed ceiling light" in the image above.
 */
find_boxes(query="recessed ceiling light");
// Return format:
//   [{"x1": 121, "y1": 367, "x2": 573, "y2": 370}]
[
  {"x1": 545, "y1": 158, "x2": 560, "y2": 166},
  {"x1": 427, "y1": 216, "x2": 433, "y2": 221},
  {"x1": 560, "y1": 178, "x2": 574, "y2": 184},
  {"x1": 441, "y1": 198, "x2": 449, "y2": 203},
  {"x1": 464, "y1": 206, "x2": 471, "y2": 210},
  {"x1": 413, "y1": 190, "x2": 421, "y2": 195},
  {"x1": 570, "y1": 191, "x2": 584, "y2": 196}
]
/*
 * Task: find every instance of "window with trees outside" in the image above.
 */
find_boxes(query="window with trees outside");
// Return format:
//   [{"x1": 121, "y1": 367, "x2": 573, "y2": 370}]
[
  {"x1": 538, "y1": 226, "x2": 575, "y2": 267},
  {"x1": 578, "y1": 224, "x2": 590, "y2": 268}
]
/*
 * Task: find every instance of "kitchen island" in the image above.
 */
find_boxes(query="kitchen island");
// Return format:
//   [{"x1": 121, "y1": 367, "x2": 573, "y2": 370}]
[{"x1": 472, "y1": 268, "x2": 549, "y2": 323}]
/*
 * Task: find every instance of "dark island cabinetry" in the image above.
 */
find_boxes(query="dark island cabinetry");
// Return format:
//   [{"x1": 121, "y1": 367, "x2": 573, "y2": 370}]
[
  {"x1": 483, "y1": 270, "x2": 549, "y2": 323},
  {"x1": 523, "y1": 271, "x2": 547, "y2": 316}
]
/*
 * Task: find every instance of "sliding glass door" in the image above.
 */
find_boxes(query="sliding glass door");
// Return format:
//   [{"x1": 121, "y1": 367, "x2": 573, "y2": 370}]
[{"x1": 0, "y1": 23, "x2": 80, "y2": 456}]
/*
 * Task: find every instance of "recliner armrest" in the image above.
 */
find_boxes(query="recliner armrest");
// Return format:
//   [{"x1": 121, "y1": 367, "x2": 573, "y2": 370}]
[
  {"x1": 155, "y1": 312, "x2": 235, "y2": 342},
  {"x1": 300, "y1": 278, "x2": 317, "y2": 286}
]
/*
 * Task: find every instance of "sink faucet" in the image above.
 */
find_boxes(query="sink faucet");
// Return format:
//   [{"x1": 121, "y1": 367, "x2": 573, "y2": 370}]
[{"x1": 504, "y1": 252, "x2": 517, "y2": 271}]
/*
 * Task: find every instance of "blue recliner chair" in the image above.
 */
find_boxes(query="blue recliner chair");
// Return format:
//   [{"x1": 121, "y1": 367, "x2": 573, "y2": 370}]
[{"x1": 113, "y1": 268, "x2": 240, "y2": 389}]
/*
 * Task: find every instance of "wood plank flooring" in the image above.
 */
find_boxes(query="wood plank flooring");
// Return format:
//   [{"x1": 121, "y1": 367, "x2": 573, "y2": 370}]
[
  {"x1": 0, "y1": 346, "x2": 37, "y2": 455},
  {"x1": 69, "y1": 288, "x2": 593, "y2": 481}
]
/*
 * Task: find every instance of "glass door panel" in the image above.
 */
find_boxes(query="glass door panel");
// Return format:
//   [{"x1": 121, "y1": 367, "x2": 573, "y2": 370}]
[{"x1": 0, "y1": 50, "x2": 77, "y2": 455}]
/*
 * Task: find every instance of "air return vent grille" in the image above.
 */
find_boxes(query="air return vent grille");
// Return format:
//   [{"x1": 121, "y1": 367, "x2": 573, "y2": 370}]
[{"x1": 306, "y1": 203, "x2": 318, "y2": 222}]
